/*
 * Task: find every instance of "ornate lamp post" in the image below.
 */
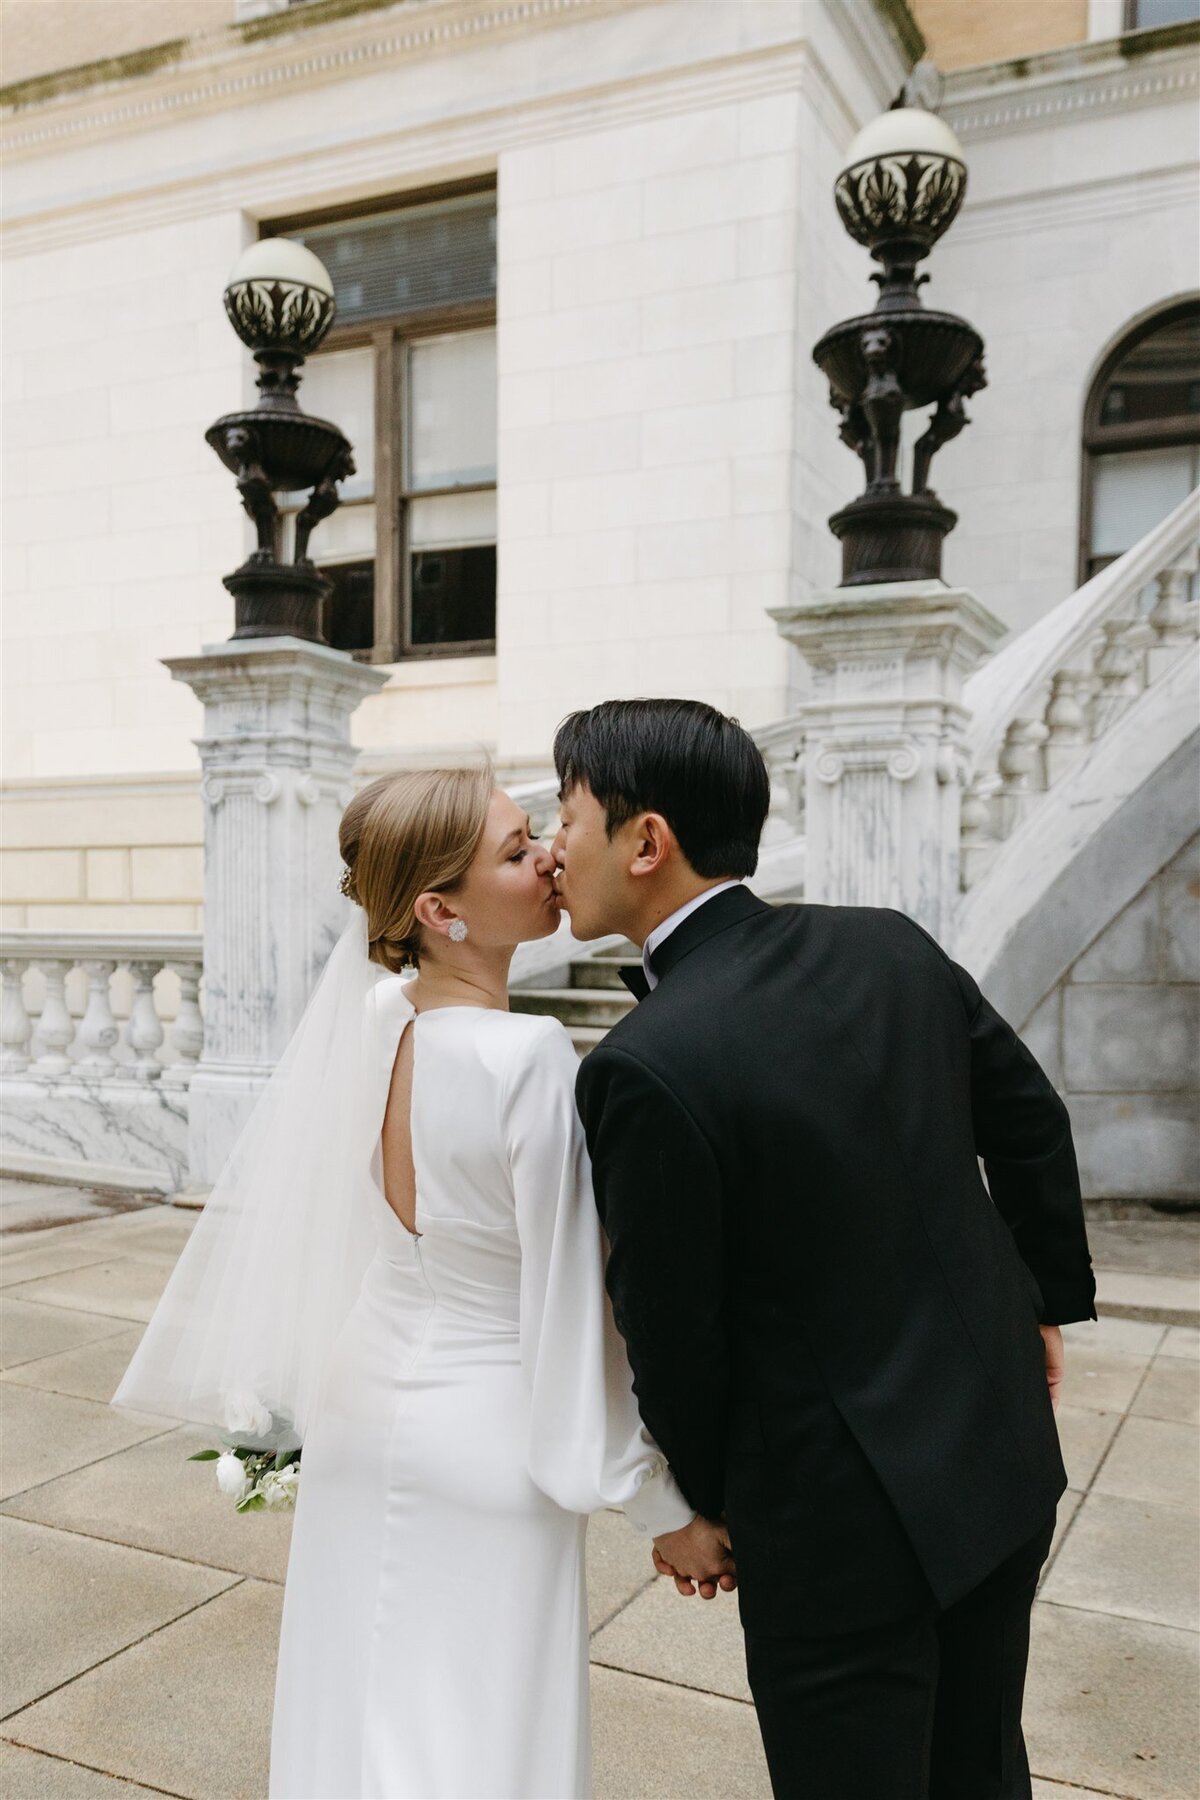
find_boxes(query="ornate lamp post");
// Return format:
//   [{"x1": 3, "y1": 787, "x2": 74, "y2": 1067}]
[
  {"x1": 815, "y1": 105, "x2": 985, "y2": 585},
  {"x1": 165, "y1": 238, "x2": 387, "y2": 1189},
  {"x1": 769, "y1": 100, "x2": 1003, "y2": 940},
  {"x1": 206, "y1": 238, "x2": 353, "y2": 642}
]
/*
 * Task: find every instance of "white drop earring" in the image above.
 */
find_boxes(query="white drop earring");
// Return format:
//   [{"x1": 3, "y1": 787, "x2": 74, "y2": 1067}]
[{"x1": 448, "y1": 918, "x2": 469, "y2": 943}]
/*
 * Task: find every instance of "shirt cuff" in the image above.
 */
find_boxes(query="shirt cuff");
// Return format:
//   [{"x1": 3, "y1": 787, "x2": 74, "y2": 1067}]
[{"x1": 621, "y1": 1459, "x2": 697, "y2": 1538}]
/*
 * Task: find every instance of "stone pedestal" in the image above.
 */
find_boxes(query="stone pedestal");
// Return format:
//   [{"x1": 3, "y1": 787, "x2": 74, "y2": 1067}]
[
  {"x1": 769, "y1": 582, "x2": 1005, "y2": 942},
  {"x1": 164, "y1": 636, "x2": 388, "y2": 1183}
]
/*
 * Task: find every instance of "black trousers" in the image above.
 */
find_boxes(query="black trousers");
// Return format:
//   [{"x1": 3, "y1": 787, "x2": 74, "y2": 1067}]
[{"x1": 743, "y1": 1517, "x2": 1055, "y2": 1800}]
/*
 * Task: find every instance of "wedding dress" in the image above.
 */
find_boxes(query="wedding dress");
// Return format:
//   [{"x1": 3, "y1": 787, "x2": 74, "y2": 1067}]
[{"x1": 267, "y1": 975, "x2": 693, "y2": 1800}]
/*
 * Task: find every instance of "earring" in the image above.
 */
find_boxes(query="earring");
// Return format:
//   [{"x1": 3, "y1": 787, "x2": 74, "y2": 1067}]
[{"x1": 448, "y1": 918, "x2": 469, "y2": 943}]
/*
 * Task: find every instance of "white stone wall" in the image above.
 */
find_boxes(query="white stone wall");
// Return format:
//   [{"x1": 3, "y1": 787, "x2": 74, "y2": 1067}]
[
  {"x1": 494, "y1": 88, "x2": 808, "y2": 764},
  {"x1": 3, "y1": 212, "x2": 246, "y2": 784},
  {"x1": 938, "y1": 38, "x2": 1200, "y2": 636},
  {"x1": 2, "y1": 1, "x2": 1194, "y2": 926},
  {"x1": 1022, "y1": 835, "x2": 1200, "y2": 1201}
]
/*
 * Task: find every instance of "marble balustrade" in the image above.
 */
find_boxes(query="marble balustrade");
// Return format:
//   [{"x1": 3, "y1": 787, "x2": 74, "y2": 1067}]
[
  {"x1": 0, "y1": 932, "x2": 203, "y2": 1190},
  {"x1": 959, "y1": 489, "x2": 1200, "y2": 893}
]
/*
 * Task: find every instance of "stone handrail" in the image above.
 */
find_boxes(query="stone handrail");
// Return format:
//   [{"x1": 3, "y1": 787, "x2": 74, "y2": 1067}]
[
  {"x1": 0, "y1": 930, "x2": 204, "y2": 1083},
  {"x1": 957, "y1": 488, "x2": 1199, "y2": 889}
]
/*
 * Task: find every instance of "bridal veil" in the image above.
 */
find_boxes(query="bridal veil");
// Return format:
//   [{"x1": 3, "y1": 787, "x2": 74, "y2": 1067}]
[{"x1": 111, "y1": 909, "x2": 390, "y2": 1450}]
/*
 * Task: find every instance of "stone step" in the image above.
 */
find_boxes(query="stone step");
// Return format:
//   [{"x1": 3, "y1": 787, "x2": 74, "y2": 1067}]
[
  {"x1": 568, "y1": 1025, "x2": 609, "y2": 1056},
  {"x1": 510, "y1": 987, "x2": 635, "y2": 1030},
  {"x1": 1094, "y1": 1267, "x2": 1199, "y2": 1328},
  {"x1": 571, "y1": 956, "x2": 639, "y2": 991}
]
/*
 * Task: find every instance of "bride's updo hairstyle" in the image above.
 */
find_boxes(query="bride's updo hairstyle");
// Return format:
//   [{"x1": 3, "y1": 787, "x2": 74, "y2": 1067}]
[{"x1": 338, "y1": 766, "x2": 494, "y2": 972}]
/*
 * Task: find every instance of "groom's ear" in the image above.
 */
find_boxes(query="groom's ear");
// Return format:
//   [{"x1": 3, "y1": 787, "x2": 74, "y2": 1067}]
[{"x1": 628, "y1": 811, "x2": 674, "y2": 880}]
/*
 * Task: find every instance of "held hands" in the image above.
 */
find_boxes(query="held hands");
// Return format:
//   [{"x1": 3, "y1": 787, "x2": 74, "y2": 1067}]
[
  {"x1": 1040, "y1": 1323, "x2": 1065, "y2": 1413},
  {"x1": 652, "y1": 1514, "x2": 737, "y2": 1600}
]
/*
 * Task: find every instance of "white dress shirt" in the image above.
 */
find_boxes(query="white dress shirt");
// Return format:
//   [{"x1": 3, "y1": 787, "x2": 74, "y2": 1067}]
[{"x1": 641, "y1": 880, "x2": 745, "y2": 992}]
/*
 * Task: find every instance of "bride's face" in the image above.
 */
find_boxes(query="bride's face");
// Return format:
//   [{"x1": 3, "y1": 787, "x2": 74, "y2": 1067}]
[{"x1": 434, "y1": 788, "x2": 561, "y2": 949}]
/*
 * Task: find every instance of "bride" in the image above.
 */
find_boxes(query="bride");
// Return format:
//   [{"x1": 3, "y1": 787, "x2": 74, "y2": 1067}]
[{"x1": 112, "y1": 766, "x2": 734, "y2": 1800}]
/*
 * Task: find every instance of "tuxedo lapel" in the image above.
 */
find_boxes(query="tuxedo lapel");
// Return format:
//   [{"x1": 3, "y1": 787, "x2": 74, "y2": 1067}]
[
  {"x1": 618, "y1": 964, "x2": 651, "y2": 1002},
  {"x1": 650, "y1": 884, "x2": 772, "y2": 986}
]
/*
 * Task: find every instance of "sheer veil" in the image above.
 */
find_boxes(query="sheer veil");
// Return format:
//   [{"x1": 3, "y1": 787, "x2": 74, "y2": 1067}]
[{"x1": 111, "y1": 908, "x2": 394, "y2": 1450}]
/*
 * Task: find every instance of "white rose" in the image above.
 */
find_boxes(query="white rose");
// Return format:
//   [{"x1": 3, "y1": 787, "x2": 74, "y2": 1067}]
[
  {"x1": 216, "y1": 1452, "x2": 250, "y2": 1502},
  {"x1": 261, "y1": 1465, "x2": 300, "y2": 1510},
  {"x1": 223, "y1": 1393, "x2": 273, "y2": 1439}
]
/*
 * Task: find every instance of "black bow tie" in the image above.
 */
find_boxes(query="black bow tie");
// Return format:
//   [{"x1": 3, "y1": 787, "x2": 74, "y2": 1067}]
[{"x1": 618, "y1": 963, "x2": 651, "y2": 1002}]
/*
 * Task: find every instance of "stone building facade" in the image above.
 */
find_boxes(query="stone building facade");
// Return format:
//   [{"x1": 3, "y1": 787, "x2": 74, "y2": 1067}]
[{"x1": 1, "y1": 0, "x2": 1197, "y2": 1197}]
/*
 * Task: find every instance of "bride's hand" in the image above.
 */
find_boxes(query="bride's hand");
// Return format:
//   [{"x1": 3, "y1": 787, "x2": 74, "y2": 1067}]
[{"x1": 652, "y1": 1516, "x2": 737, "y2": 1599}]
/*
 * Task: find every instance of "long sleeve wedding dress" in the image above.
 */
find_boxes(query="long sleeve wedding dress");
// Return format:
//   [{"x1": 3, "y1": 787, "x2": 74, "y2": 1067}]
[{"x1": 267, "y1": 975, "x2": 693, "y2": 1800}]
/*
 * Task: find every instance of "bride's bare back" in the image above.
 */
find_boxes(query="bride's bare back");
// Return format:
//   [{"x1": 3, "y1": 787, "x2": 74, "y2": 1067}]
[{"x1": 379, "y1": 1022, "x2": 419, "y2": 1236}]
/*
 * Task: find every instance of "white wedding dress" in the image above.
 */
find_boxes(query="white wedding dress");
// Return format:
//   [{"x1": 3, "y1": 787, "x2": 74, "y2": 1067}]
[{"x1": 268, "y1": 976, "x2": 693, "y2": 1800}]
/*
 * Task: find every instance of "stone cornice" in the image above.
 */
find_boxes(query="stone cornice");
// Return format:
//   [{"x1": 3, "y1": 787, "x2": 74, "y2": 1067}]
[
  {"x1": 0, "y1": 0, "x2": 634, "y2": 156},
  {"x1": 944, "y1": 23, "x2": 1200, "y2": 141},
  {"x1": 1, "y1": 36, "x2": 811, "y2": 256},
  {"x1": 948, "y1": 162, "x2": 1196, "y2": 245},
  {"x1": 0, "y1": 772, "x2": 201, "y2": 802}
]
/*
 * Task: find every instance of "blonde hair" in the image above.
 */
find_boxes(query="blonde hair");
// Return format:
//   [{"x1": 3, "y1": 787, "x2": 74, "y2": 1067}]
[{"x1": 338, "y1": 766, "x2": 495, "y2": 972}]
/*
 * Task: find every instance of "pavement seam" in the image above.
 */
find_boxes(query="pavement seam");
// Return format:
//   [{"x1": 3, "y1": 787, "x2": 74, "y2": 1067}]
[
  {"x1": 0, "y1": 1734, "x2": 191, "y2": 1798},
  {"x1": 1035, "y1": 1594, "x2": 1199, "y2": 1634},
  {"x1": 1032, "y1": 1781, "x2": 1138, "y2": 1798},
  {"x1": 0, "y1": 1579, "x2": 250, "y2": 1729},
  {"x1": 0, "y1": 1421, "x2": 184, "y2": 1506},
  {"x1": 588, "y1": 1571, "x2": 658, "y2": 1639},
  {"x1": 0, "y1": 1256, "x2": 126, "y2": 1289},
  {"x1": 0, "y1": 1506, "x2": 278, "y2": 1583},
  {"x1": 588, "y1": 1657, "x2": 757, "y2": 1707},
  {"x1": 0, "y1": 1326, "x2": 139, "y2": 1376}
]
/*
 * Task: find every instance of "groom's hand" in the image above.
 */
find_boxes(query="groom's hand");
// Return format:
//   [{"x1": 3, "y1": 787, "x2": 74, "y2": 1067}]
[
  {"x1": 1040, "y1": 1323, "x2": 1065, "y2": 1413},
  {"x1": 652, "y1": 1516, "x2": 736, "y2": 1600}
]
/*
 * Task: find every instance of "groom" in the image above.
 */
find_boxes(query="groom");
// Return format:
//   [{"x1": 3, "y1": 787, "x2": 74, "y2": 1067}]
[{"x1": 551, "y1": 697, "x2": 1096, "y2": 1800}]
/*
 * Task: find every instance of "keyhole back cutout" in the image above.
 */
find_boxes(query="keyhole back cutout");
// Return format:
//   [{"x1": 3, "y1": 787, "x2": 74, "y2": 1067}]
[{"x1": 379, "y1": 1018, "x2": 420, "y2": 1238}]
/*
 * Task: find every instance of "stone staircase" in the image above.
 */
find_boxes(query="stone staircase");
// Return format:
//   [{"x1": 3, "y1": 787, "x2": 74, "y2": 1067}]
[{"x1": 510, "y1": 944, "x2": 641, "y2": 1054}]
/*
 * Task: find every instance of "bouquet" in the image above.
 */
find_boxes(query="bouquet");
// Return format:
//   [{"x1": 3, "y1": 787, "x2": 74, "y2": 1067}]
[{"x1": 187, "y1": 1394, "x2": 302, "y2": 1513}]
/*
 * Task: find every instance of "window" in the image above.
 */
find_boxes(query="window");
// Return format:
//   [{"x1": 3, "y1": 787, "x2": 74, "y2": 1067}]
[
  {"x1": 1080, "y1": 301, "x2": 1200, "y2": 583},
  {"x1": 1124, "y1": 0, "x2": 1200, "y2": 28},
  {"x1": 268, "y1": 186, "x2": 498, "y2": 661}
]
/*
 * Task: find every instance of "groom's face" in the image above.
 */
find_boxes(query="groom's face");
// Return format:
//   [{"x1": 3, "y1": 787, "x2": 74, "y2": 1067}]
[{"x1": 551, "y1": 783, "x2": 634, "y2": 942}]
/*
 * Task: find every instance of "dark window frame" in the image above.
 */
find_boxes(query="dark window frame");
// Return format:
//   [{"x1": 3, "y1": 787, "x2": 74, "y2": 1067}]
[
  {"x1": 1078, "y1": 296, "x2": 1200, "y2": 584},
  {"x1": 262, "y1": 178, "x2": 498, "y2": 666}
]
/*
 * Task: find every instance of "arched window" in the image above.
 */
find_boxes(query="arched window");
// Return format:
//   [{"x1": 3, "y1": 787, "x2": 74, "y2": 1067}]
[{"x1": 1080, "y1": 299, "x2": 1200, "y2": 582}]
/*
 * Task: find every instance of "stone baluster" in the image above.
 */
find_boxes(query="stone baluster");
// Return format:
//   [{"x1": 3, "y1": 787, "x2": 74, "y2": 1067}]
[
  {"x1": 77, "y1": 959, "x2": 120, "y2": 1078},
  {"x1": 1090, "y1": 614, "x2": 1154, "y2": 737},
  {"x1": 160, "y1": 961, "x2": 205, "y2": 1088},
  {"x1": 1042, "y1": 661, "x2": 1095, "y2": 789},
  {"x1": 126, "y1": 960, "x2": 165, "y2": 1080},
  {"x1": 1146, "y1": 562, "x2": 1198, "y2": 683},
  {"x1": 32, "y1": 960, "x2": 76, "y2": 1075},
  {"x1": 959, "y1": 755, "x2": 1000, "y2": 891},
  {"x1": 761, "y1": 736, "x2": 805, "y2": 841},
  {"x1": 993, "y1": 714, "x2": 1049, "y2": 840},
  {"x1": 0, "y1": 959, "x2": 33, "y2": 1074}
]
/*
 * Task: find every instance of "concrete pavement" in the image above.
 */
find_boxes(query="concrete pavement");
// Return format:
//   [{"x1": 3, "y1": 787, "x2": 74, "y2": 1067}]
[{"x1": 1, "y1": 1178, "x2": 1196, "y2": 1800}]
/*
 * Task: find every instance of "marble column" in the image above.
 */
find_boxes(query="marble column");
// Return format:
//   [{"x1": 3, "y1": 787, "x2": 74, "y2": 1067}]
[
  {"x1": 769, "y1": 582, "x2": 1005, "y2": 944},
  {"x1": 164, "y1": 637, "x2": 388, "y2": 1184}
]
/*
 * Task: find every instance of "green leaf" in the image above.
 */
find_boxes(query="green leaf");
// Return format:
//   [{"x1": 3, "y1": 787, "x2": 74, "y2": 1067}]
[
  {"x1": 187, "y1": 1449, "x2": 221, "y2": 1462},
  {"x1": 236, "y1": 1490, "x2": 267, "y2": 1512}
]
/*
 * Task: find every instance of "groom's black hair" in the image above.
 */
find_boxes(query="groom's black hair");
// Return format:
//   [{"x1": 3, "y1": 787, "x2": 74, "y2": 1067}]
[{"x1": 553, "y1": 698, "x2": 770, "y2": 878}]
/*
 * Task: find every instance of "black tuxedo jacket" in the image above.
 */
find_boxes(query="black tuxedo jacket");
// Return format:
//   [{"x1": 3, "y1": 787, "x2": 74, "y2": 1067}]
[{"x1": 575, "y1": 887, "x2": 1096, "y2": 1635}]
